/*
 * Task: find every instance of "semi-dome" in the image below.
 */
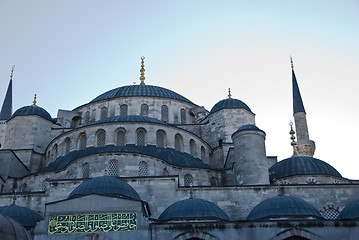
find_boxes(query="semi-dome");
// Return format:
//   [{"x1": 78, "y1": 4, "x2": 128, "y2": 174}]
[
  {"x1": 0, "y1": 214, "x2": 31, "y2": 239},
  {"x1": 68, "y1": 176, "x2": 141, "y2": 201},
  {"x1": 339, "y1": 199, "x2": 359, "y2": 220},
  {"x1": 247, "y1": 195, "x2": 322, "y2": 220},
  {"x1": 10, "y1": 105, "x2": 52, "y2": 122},
  {"x1": 269, "y1": 156, "x2": 342, "y2": 181},
  {"x1": 94, "y1": 115, "x2": 168, "y2": 125},
  {"x1": 90, "y1": 85, "x2": 194, "y2": 104},
  {"x1": 0, "y1": 204, "x2": 43, "y2": 228},
  {"x1": 158, "y1": 198, "x2": 229, "y2": 221},
  {"x1": 210, "y1": 98, "x2": 252, "y2": 114}
]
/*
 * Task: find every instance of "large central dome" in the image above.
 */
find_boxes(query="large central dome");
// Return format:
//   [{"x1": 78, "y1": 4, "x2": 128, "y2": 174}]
[{"x1": 90, "y1": 85, "x2": 194, "y2": 104}]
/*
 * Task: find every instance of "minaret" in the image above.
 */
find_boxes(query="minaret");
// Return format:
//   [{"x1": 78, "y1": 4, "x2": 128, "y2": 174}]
[
  {"x1": 0, "y1": 66, "x2": 14, "y2": 121},
  {"x1": 291, "y1": 57, "x2": 315, "y2": 156}
]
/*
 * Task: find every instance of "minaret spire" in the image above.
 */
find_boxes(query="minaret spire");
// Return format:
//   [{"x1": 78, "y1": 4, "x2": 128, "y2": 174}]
[
  {"x1": 290, "y1": 57, "x2": 315, "y2": 157},
  {"x1": 0, "y1": 66, "x2": 14, "y2": 121},
  {"x1": 139, "y1": 57, "x2": 146, "y2": 85}
]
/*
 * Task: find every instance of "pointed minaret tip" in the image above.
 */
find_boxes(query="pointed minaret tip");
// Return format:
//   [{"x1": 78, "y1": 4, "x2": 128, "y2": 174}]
[
  {"x1": 290, "y1": 55, "x2": 294, "y2": 69},
  {"x1": 0, "y1": 66, "x2": 14, "y2": 121},
  {"x1": 10, "y1": 65, "x2": 15, "y2": 80},
  {"x1": 228, "y1": 88, "x2": 232, "y2": 98},
  {"x1": 139, "y1": 56, "x2": 145, "y2": 85},
  {"x1": 291, "y1": 56, "x2": 306, "y2": 114}
]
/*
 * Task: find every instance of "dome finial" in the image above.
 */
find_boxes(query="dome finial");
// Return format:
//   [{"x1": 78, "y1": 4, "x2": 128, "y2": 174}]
[
  {"x1": 139, "y1": 56, "x2": 146, "y2": 85},
  {"x1": 228, "y1": 88, "x2": 232, "y2": 98},
  {"x1": 289, "y1": 120, "x2": 299, "y2": 156},
  {"x1": 10, "y1": 65, "x2": 15, "y2": 80},
  {"x1": 12, "y1": 189, "x2": 17, "y2": 205},
  {"x1": 32, "y1": 94, "x2": 37, "y2": 106},
  {"x1": 290, "y1": 55, "x2": 294, "y2": 69},
  {"x1": 189, "y1": 183, "x2": 193, "y2": 199}
]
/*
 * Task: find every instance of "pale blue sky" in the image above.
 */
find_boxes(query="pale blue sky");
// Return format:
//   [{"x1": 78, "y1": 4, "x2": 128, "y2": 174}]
[{"x1": 1, "y1": 0, "x2": 358, "y2": 179}]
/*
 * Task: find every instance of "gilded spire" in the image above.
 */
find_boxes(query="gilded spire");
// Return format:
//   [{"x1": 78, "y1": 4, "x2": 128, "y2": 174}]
[
  {"x1": 139, "y1": 56, "x2": 145, "y2": 85},
  {"x1": 228, "y1": 88, "x2": 232, "y2": 98},
  {"x1": 32, "y1": 94, "x2": 37, "y2": 106},
  {"x1": 10, "y1": 65, "x2": 15, "y2": 80},
  {"x1": 289, "y1": 120, "x2": 297, "y2": 146}
]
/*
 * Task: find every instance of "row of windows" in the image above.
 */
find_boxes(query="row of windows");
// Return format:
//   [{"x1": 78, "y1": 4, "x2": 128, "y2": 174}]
[
  {"x1": 82, "y1": 105, "x2": 188, "y2": 125},
  {"x1": 49, "y1": 128, "x2": 207, "y2": 161}
]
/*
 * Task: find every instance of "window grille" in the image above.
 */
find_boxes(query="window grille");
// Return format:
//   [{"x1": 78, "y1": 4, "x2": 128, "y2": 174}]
[
  {"x1": 96, "y1": 130, "x2": 106, "y2": 147},
  {"x1": 322, "y1": 208, "x2": 340, "y2": 220},
  {"x1": 156, "y1": 130, "x2": 166, "y2": 148},
  {"x1": 184, "y1": 174, "x2": 193, "y2": 186},
  {"x1": 190, "y1": 139, "x2": 197, "y2": 156},
  {"x1": 175, "y1": 134, "x2": 183, "y2": 152},
  {"x1": 42, "y1": 180, "x2": 48, "y2": 191},
  {"x1": 140, "y1": 104, "x2": 149, "y2": 116},
  {"x1": 210, "y1": 177, "x2": 218, "y2": 186},
  {"x1": 82, "y1": 163, "x2": 90, "y2": 178},
  {"x1": 161, "y1": 105, "x2": 168, "y2": 122},
  {"x1": 84, "y1": 111, "x2": 90, "y2": 124},
  {"x1": 163, "y1": 168, "x2": 169, "y2": 176},
  {"x1": 180, "y1": 109, "x2": 186, "y2": 124},
  {"x1": 78, "y1": 134, "x2": 87, "y2": 150},
  {"x1": 100, "y1": 107, "x2": 108, "y2": 120},
  {"x1": 120, "y1": 104, "x2": 128, "y2": 116},
  {"x1": 116, "y1": 130, "x2": 126, "y2": 146},
  {"x1": 201, "y1": 147, "x2": 206, "y2": 160},
  {"x1": 64, "y1": 138, "x2": 70, "y2": 155},
  {"x1": 108, "y1": 160, "x2": 118, "y2": 176},
  {"x1": 139, "y1": 161, "x2": 148, "y2": 176},
  {"x1": 136, "y1": 129, "x2": 146, "y2": 146}
]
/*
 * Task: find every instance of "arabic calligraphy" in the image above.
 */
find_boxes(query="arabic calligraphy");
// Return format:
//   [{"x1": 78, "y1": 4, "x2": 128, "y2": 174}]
[{"x1": 48, "y1": 212, "x2": 137, "y2": 234}]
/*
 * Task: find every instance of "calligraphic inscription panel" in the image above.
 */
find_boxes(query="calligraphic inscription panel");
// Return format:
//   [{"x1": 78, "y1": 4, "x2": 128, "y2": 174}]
[{"x1": 48, "y1": 212, "x2": 137, "y2": 234}]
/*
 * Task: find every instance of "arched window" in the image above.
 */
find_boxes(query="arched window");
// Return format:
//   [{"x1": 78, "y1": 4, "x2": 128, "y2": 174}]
[
  {"x1": 71, "y1": 116, "x2": 81, "y2": 128},
  {"x1": 63, "y1": 138, "x2": 71, "y2": 155},
  {"x1": 116, "y1": 129, "x2": 126, "y2": 146},
  {"x1": 139, "y1": 161, "x2": 148, "y2": 176},
  {"x1": 82, "y1": 163, "x2": 90, "y2": 178},
  {"x1": 163, "y1": 168, "x2": 169, "y2": 176},
  {"x1": 140, "y1": 104, "x2": 149, "y2": 116},
  {"x1": 184, "y1": 174, "x2": 193, "y2": 186},
  {"x1": 53, "y1": 144, "x2": 58, "y2": 160},
  {"x1": 190, "y1": 139, "x2": 197, "y2": 157},
  {"x1": 78, "y1": 133, "x2": 87, "y2": 150},
  {"x1": 210, "y1": 177, "x2": 218, "y2": 186},
  {"x1": 100, "y1": 107, "x2": 108, "y2": 120},
  {"x1": 84, "y1": 111, "x2": 90, "y2": 124},
  {"x1": 120, "y1": 104, "x2": 128, "y2": 116},
  {"x1": 156, "y1": 130, "x2": 166, "y2": 148},
  {"x1": 136, "y1": 128, "x2": 146, "y2": 146},
  {"x1": 21, "y1": 183, "x2": 27, "y2": 192},
  {"x1": 161, "y1": 105, "x2": 168, "y2": 122},
  {"x1": 180, "y1": 108, "x2": 186, "y2": 124},
  {"x1": 201, "y1": 146, "x2": 206, "y2": 160},
  {"x1": 96, "y1": 130, "x2": 106, "y2": 147},
  {"x1": 108, "y1": 160, "x2": 118, "y2": 177},
  {"x1": 175, "y1": 134, "x2": 184, "y2": 152}
]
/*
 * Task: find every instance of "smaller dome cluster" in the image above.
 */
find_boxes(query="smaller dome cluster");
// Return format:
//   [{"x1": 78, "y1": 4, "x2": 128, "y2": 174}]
[
  {"x1": 338, "y1": 199, "x2": 359, "y2": 220},
  {"x1": 0, "y1": 215, "x2": 31, "y2": 240},
  {"x1": 0, "y1": 204, "x2": 43, "y2": 228},
  {"x1": 11, "y1": 105, "x2": 52, "y2": 122},
  {"x1": 210, "y1": 98, "x2": 252, "y2": 114}
]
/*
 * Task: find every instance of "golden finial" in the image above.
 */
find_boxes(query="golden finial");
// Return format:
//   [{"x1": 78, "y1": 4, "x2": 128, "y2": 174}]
[
  {"x1": 139, "y1": 56, "x2": 145, "y2": 85},
  {"x1": 10, "y1": 65, "x2": 15, "y2": 80},
  {"x1": 228, "y1": 88, "x2": 232, "y2": 98},
  {"x1": 290, "y1": 55, "x2": 294, "y2": 69},
  {"x1": 32, "y1": 94, "x2": 37, "y2": 106},
  {"x1": 289, "y1": 120, "x2": 297, "y2": 146}
]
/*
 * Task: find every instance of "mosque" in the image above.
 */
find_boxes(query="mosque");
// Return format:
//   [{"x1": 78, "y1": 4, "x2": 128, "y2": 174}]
[{"x1": 0, "y1": 57, "x2": 358, "y2": 240}]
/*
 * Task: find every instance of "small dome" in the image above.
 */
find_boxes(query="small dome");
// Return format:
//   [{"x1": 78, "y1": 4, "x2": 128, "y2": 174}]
[
  {"x1": 158, "y1": 198, "x2": 229, "y2": 221},
  {"x1": 90, "y1": 85, "x2": 194, "y2": 104},
  {"x1": 68, "y1": 176, "x2": 141, "y2": 201},
  {"x1": 269, "y1": 156, "x2": 342, "y2": 181},
  {"x1": 210, "y1": 98, "x2": 252, "y2": 114},
  {"x1": 11, "y1": 105, "x2": 52, "y2": 122},
  {"x1": 0, "y1": 214, "x2": 31, "y2": 240},
  {"x1": 0, "y1": 204, "x2": 43, "y2": 228},
  {"x1": 339, "y1": 199, "x2": 359, "y2": 220},
  {"x1": 247, "y1": 195, "x2": 322, "y2": 220},
  {"x1": 94, "y1": 115, "x2": 167, "y2": 125}
]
